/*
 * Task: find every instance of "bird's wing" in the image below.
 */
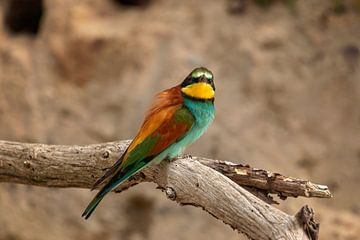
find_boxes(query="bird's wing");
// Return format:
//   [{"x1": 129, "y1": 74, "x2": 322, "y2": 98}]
[
  {"x1": 92, "y1": 85, "x2": 187, "y2": 189},
  {"x1": 121, "y1": 105, "x2": 194, "y2": 170},
  {"x1": 82, "y1": 103, "x2": 195, "y2": 219},
  {"x1": 93, "y1": 104, "x2": 194, "y2": 189}
]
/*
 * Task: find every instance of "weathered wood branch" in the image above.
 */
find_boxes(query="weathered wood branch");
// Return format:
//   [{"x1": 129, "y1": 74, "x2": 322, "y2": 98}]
[
  {"x1": 0, "y1": 140, "x2": 330, "y2": 240},
  {"x1": 198, "y1": 158, "x2": 332, "y2": 203}
]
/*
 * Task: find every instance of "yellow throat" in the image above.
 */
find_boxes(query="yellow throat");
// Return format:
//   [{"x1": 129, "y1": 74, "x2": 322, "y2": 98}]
[{"x1": 181, "y1": 82, "x2": 215, "y2": 100}]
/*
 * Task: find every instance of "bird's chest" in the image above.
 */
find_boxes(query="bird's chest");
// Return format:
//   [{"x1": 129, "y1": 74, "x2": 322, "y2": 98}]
[
  {"x1": 178, "y1": 99, "x2": 215, "y2": 146},
  {"x1": 188, "y1": 101, "x2": 215, "y2": 129},
  {"x1": 152, "y1": 99, "x2": 215, "y2": 161}
]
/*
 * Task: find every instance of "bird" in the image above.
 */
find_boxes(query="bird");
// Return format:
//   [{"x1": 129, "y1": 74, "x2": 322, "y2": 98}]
[{"x1": 82, "y1": 67, "x2": 215, "y2": 219}]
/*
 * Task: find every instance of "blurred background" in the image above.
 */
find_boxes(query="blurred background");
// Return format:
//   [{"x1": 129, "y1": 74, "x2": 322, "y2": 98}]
[{"x1": 0, "y1": 0, "x2": 360, "y2": 239}]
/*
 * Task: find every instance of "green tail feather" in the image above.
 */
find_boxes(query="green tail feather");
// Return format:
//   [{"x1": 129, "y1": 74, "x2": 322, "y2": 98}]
[
  {"x1": 82, "y1": 183, "x2": 112, "y2": 219},
  {"x1": 82, "y1": 196, "x2": 102, "y2": 219},
  {"x1": 82, "y1": 161, "x2": 149, "y2": 219}
]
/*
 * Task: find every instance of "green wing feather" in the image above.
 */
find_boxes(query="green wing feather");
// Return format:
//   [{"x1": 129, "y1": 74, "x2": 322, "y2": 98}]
[{"x1": 82, "y1": 106, "x2": 194, "y2": 219}]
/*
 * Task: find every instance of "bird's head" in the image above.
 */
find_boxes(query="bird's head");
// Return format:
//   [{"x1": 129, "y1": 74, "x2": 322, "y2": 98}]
[{"x1": 181, "y1": 67, "x2": 215, "y2": 101}]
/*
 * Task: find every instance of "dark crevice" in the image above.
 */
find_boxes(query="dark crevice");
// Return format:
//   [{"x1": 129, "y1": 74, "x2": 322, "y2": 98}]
[
  {"x1": 112, "y1": 0, "x2": 151, "y2": 8},
  {"x1": 4, "y1": 0, "x2": 44, "y2": 35}
]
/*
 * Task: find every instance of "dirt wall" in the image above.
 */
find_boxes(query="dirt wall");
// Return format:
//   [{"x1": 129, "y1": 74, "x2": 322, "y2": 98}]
[{"x1": 0, "y1": 0, "x2": 360, "y2": 239}]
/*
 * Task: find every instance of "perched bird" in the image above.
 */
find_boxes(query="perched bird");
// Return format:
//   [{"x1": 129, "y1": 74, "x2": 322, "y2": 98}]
[{"x1": 82, "y1": 67, "x2": 215, "y2": 219}]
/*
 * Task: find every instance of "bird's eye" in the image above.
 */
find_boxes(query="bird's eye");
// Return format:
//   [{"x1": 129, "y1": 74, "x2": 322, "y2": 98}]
[{"x1": 181, "y1": 76, "x2": 193, "y2": 87}]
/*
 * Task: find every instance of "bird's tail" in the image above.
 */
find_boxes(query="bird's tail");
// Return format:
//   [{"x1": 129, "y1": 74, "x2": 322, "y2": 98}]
[
  {"x1": 81, "y1": 183, "x2": 113, "y2": 219},
  {"x1": 82, "y1": 161, "x2": 148, "y2": 219}
]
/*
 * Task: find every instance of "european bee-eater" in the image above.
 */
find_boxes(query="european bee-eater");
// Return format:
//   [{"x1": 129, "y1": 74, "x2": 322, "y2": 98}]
[{"x1": 82, "y1": 67, "x2": 215, "y2": 219}]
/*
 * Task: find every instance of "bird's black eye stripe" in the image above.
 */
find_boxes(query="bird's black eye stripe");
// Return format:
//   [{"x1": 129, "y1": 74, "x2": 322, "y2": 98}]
[
  {"x1": 181, "y1": 76, "x2": 215, "y2": 90},
  {"x1": 209, "y1": 80, "x2": 215, "y2": 90},
  {"x1": 181, "y1": 76, "x2": 193, "y2": 88}
]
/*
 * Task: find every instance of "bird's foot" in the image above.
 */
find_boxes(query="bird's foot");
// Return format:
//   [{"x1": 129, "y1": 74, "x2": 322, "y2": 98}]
[
  {"x1": 181, "y1": 154, "x2": 193, "y2": 159},
  {"x1": 168, "y1": 154, "x2": 193, "y2": 162}
]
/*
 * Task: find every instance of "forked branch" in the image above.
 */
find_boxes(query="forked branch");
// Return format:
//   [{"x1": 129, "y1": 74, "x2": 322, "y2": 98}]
[{"x1": 0, "y1": 140, "x2": 331, "y2": 240}]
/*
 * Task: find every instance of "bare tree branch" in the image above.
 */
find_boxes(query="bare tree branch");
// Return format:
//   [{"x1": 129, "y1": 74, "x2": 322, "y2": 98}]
[
  {"x1": 198, "y1": 158, "x2": 332, "y2": 203},
  {"x1": 0, "y1": 140, "x2": 330, "y2": 240}
]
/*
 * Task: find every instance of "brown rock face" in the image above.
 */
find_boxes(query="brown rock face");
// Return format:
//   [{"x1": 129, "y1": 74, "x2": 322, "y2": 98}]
[{"x1": 0, "y1": 1, "x2": 360, "y2": 239}]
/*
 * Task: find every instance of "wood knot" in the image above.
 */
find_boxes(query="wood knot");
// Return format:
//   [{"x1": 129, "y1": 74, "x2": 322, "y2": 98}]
[
  {"x1": 23, "y1": 160, "x2": 31, "y2": 168},
  {"x1": 296, "y1": 205, "x2": 319, "y2": 240},
  {"x1": 102, "y1": 150, "x2": 110, "y2": 159},
  {"x1": 165, "y1": 187, "x2": 176, "y2": 201}
]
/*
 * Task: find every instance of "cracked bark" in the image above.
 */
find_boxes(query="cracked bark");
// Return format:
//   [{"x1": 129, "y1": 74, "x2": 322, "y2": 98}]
[{"x1": 0, "y1": 140, "x2": 331, "y2": 240}]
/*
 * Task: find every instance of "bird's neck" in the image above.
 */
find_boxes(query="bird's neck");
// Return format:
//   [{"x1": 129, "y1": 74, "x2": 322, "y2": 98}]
[{"x1": 183, "y1": 96, "x2": 215, "y2": 123}]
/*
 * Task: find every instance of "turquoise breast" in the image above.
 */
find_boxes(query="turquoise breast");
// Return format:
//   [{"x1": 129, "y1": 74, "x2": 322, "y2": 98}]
[{"x1": 167, "y1": 97, "x2": 215, "y2": 158}]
